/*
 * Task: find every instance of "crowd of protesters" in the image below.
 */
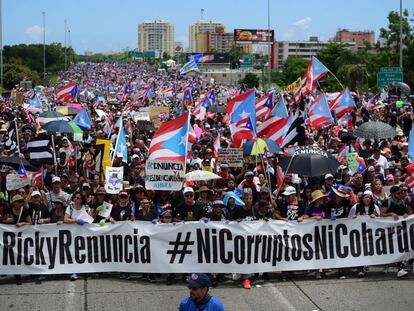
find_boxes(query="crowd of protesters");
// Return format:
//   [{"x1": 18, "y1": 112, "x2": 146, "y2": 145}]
[{"x1": 0, "y1": 62, "x2": 413, "y2": 288}]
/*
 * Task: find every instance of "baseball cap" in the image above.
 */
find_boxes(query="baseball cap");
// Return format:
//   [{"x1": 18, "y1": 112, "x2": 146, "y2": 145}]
[
  {"x1": 325, "y1": 173, "x2": 334, "y2": 180},
  {"x1": 212, "y1": 200, "x2": 224, "y2": 206},
  {"x1": 390, "y1": 185, "x2": 400, "y2": 194},
  {"x1": 220, "y1": 163, "x2": 229, "y2": 169},
  {"x1": 82, "y1": 183, "x2": 91, "y2": 189},
  {"x1": 160, "y1": 209, "x2": 172, "y2": 217},
  {"x1": 183, "y1": 187, "x2": 194, "y2": 194},
  {"x1": 131, "y1": 154, "x2": 139, "y2": 159},
  {"x1": 283, "y1": 186, "x2": 297, "y2": 196},
  {"x1": 52, "y1": 176, "x2": 61, "y2": 183},
  {"x1": 31, "y1": 191, "x2": 41, "y2": 197},
  {"x1": 244, "y1": 171, "x2": 254, "y2": 178},
  {"x1": 386, "y1": 174, "x2": 394, "y2": 181},
  {"x1": 187, "y1": 273, "x2": 211, "y2": 288},
  {"x1": 11, "y1": 194, "x2": 24, "y2": 203},
  {"x1": 119, "y1": 191, "x2": 129, "y2": 197}
]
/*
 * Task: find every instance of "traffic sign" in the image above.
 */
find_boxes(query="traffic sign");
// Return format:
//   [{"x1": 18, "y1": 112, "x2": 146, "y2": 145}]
[
  {"x1": 377, "y1": 71, "x2": 403, "y2": 88},
  {"x1": 379, "y1": 67, "x2": 402, "y2": 73}
]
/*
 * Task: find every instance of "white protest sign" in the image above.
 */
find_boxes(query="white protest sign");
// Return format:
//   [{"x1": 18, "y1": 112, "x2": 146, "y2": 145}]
[
  {"x1": 6, "y1": 174, "x2": 30, "y2": 191},
  {"x1": 77, "y1": 212, "x2": 94, "y2": 224},
  {"x1": 104, "y1": 166, "x2": 124, "y2": 194},
  {"x1": 98, "y1": 202, "x2": 113, "y2": 218},
  {"x1": 145, "y1": 160, "x2": 185, "y2": 191}
]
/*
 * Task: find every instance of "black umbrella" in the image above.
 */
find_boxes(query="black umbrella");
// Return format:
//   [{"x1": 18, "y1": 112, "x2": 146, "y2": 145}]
[
  {"x1": 0, "y1": 156, "x2": 38, "y2": 171},
  {"x1": 353, "y1": 121, "x2": 396, "y2": 140},
  {"x1": 209, "y1": 105, "x2": 226, "y2": 114},
  {"x1": 279, "y1": 146, "x2": 340, "y2": 177}
]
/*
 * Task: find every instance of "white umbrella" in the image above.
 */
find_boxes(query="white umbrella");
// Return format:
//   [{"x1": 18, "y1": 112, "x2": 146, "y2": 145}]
[{"x1": 185, "y1": 170, "x2": 221, "y2": 181}]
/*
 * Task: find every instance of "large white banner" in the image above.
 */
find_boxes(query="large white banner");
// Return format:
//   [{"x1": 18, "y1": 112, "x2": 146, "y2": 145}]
[{"x1": 1, "y1": 216, "x2": 414, "y2": 275}]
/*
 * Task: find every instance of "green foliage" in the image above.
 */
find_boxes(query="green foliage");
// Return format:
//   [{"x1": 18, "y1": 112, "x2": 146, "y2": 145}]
[
  {"x1": 3, "y1": 58, "x2": 41, "y2": 89},
  {"x1": 229, "y1": 46, "x2": 243, "y2": 69},
  {"x1": 281, "y1": 56, "x2": 308, "y2": 84},
  {"x1": 239, "y1": 73, "x2": 260, "y2": 88}
]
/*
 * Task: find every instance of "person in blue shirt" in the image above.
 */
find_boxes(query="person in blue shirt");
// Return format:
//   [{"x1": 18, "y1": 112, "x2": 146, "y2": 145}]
[{"x1": 179, "y1": 273, "x2": 224, "y2": 311}]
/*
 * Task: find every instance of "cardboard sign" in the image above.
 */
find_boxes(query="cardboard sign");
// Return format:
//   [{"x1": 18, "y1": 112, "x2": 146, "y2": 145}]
[
  {"x1": 149, "y1": 106, "x2": 170, "y2": 127},
  {"x1": 145, "y1": 160, "x2": 185, "y2": 191},
  {"x1": 218, "y1": 148, "x2": 244, "y2": 167},
  {"x1": 98, "y1": 202, "x2": 113, "y2": 218},
  {"x1": 6, "y1": 174, "x2": 30, "y2": 191},
  {"x1": 347, "y1": 152, "x2": 359, "y2": 173},
  {"x1": 133, "y1": 111, "x2": 150, "y2": 122},
  {"x1": 104, "y1": 166, "x2": 124, "y2": 194}
]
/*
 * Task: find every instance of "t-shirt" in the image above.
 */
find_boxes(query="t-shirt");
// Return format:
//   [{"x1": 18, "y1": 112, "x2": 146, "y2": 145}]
[
  {"x1": 110, "y1": 203, "x2": 133, "y2": 221},
  {"x1": 325, "y1": 200, "x2": 350, "y2": 219},
  {"x1": 233, "y1": 205, "x2": 259, "y2": 220},
  {"x1": 4, "y1": 207, "x2": 31, "y2": 224},
  {"x1": 28, "y1": 202, "x2": 50, "y2": 225},
  {"x1": 381, "y1": 198, "x2": 407, "y2": 216},
  {"x1": 172, "y1": 202, "x2": 203, "y2": 221},
  {"x1": 276, "y1": 198, "x2": 305, "y2": 220},
  {"x1": 179, "y1": 296, "x2": 224, "y2": 311},
  {"x1": 304, "y1": 205, "x2": 326, "y2": 218},
  {"x1": 65, "y1": 204, "x2": 90, "y2": 220}
]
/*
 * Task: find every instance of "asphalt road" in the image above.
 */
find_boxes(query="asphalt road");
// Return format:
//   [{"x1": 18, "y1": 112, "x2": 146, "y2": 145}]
[{"x1": 1, "y1": 266, "x2": 413, "y2": 311}]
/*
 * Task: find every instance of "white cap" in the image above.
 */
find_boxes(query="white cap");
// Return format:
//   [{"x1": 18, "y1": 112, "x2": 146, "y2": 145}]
[
  {"x1": 82, "y1": 183, "x2": 91, "y2": 189},
  {"x1": 116, "y1": 152, "x2": 123, "y2": 158},
  {"x1": 325, "y1": 173, "x2": 334, "y2": 179},
  {"x1": 183, "y1": 187, "x2": 194, "y2": 194},
  {"x1": 363, "y1": 190, "x2": 373, "y2": 197},
  {"x1": 282, "y1": 186, "x2": 297, "y2": 196},
  {"x1": 52, "y1": 176, "x2": 61, "y2": 183},
  {"x1": 31, "y1": 191, "x2": 41, "y2": 197},
  {"x1": 131, "y1": 154, "x2": 139, "y2": 159}
]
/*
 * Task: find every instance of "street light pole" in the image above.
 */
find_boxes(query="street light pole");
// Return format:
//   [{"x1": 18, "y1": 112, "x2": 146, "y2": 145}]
[
  {"x1": 399, "y1": 0, "x2": 403, "y2": 71},
  {"x1": 42, "y1": 11, "x2": 46, "y2": 80},
  {"x1": 64, "y1": 19, "x2": 67, "y2": 71},
  {"x1": 68, "y1": 29, "x2": 71, "y2": 65},
  {"x1": 267, "y1": 0, "x2": 271, "y2": 86}
]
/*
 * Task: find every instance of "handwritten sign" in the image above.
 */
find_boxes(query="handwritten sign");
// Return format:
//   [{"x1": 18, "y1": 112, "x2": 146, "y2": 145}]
[{"x1": 218, "y1": 148, "x2": 243, "y2": 167}]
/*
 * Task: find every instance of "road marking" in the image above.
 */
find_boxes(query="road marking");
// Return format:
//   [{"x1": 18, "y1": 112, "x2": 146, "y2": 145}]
[
  {"x1": 64, "y1": 280, "x2": 77, "y2": 311},
  {"x1": 267, "y1": 284, "x2": 297, "y2": 311}
]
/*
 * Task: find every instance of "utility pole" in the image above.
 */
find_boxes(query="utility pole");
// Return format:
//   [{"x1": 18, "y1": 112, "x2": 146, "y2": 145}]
[
  {"x1": 68, "y1": 29, "x2": 71, "y2": 65},
  {"x1": 64, "y1": 19, "x2": 67, "y2": 70},
  {"x1": 0, "y1": 0, "x2": 3, "y2": 88},
  {"x1": 399, "y1": 0, "x2": 403, "y2": 72},
  {"x1": 42, "y1": 11, "x2": 46, "y2": 80},
  {"x1": 201, "y1": 8, "x2": 204, "y2": 20}
]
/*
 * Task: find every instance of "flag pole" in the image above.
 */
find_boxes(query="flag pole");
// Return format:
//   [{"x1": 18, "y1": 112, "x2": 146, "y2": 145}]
[
  {"x1": 14, "y1": 119, "x2": 21, "y2": 155},
  {"x1": 50, "y1": 134, "x2": 58, "y2": 175},
  {"x1": 111, "y1": 117, "x2": 122, "y2": 166},
  {"x1": 183, "y1": 110, "x2": 190, "y2": 175},
  {"x1": 328, "y1": 70, "x2": 345, "y2": 90}
]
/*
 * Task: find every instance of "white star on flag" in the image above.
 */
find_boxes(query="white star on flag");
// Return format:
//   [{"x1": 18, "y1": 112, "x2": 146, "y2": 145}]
[
  {"x1": 179, "y1": 135, "x2": 187, "y2": 145},
  {"x1": 239, "y1": 110, "x2": 250, "y2": 119}
]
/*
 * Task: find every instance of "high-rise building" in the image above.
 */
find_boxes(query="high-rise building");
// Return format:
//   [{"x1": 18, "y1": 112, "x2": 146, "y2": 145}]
[
  {"x1": 335, "y1": 29, "x2": 375, "y2": 48},
  {"x1": 194, "y1": 30, "x2": 234, "y2": 53},
  {"x1": 137, "y1": 19, "x2": 175, "y2": 56},
  {"x1": 189, "y1": 20, "x2": 226, "y2": 52},
  {"x1": 275, "y1": 37, "x2": 356, "y2": 69}
]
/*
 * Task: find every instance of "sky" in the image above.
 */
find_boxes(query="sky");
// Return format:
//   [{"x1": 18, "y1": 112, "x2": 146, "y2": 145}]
[{"x1": 3, "y1": 0, "x2": 414, "y2": 54}]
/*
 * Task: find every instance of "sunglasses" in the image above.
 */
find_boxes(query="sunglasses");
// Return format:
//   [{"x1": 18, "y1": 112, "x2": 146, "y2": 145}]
[
  {"x1": 15, "y1": 200, "x2": 24, "y2": 203},
  {"x1": 185, "y1": 194, "x2": 194, "y2": 197},
  {"x1": 119, "y1": 195, "x2": 129, "y2": 199}
]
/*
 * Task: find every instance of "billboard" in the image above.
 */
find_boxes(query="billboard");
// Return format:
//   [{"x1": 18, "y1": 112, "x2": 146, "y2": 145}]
[
  {"x1": 234, "y1": 29, "x2": 274, "y2": 43},
  {"x1": 186, "y1": 53, "x2": 230, "y2": 64}
]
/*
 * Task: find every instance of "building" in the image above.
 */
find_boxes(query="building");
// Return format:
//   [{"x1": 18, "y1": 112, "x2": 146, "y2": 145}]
[
  {"x1": 201, "y1": 68, "x2": 262, "y2": 85},
  {"x1": 335, "y1": 29, "x2": 375, "y2": 48},
  {"x1": 275, "y1": 37, "x2": 356, "y2": 69},
  {"x1": 137, "y1": 19, "x2": 175, "y2": 56},
  {"x1": 194, "y1": 30, "x2": 234, "y2": 53},
  {"x1": 189, "y1": 20, "x2": 226, "y2": 52}
]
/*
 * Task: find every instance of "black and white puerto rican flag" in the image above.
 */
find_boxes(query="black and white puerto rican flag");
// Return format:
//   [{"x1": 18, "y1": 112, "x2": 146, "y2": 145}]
[{"x1": 26, "y1": 134, "x2": 54, "y2": 164}]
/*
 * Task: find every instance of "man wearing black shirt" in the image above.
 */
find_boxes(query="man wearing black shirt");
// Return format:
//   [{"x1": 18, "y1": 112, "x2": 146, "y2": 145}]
[
  {"x1": 28, "y1": 190, "x2": 50, "y2": 225},
  {"x1": 173, "y1": 187, "x2": 203, "y2": 221}
]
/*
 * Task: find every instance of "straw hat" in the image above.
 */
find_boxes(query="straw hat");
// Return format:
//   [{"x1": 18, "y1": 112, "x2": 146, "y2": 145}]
[
  {"x1": 310, "y1": 190, "x2": 327, "y2": 204},
  {"x1": 332, "y1": 185, "x2": 351, "y2": 198},
  {"x1": 196, "y1": 185, "x2": 213, "y2": 193}
]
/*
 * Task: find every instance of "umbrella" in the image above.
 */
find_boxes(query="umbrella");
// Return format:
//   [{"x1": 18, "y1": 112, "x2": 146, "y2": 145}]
[
  {"x1": 185, "y1": 170, "x2": 222, "y2": 181},
  {"x1": 353, "y1": 121, "x2": 397, "y2": 140},
  {"x1": 42, "y1": 120, "x2": 73, "y2": 134},
  {"x1": 279, "y1": 146, "x2": 340, "y2": 177},
  {"x1": 0, "y1": 156, "x2": 38, "y2": 171},
  {"x1": 69, "y1": 122, "x2": 83, "y2": 141},
  {"x1": 243, "y1": 138, "x2": 282, "y2": 155},
  {"x1": 56, "y1": 106, "x2": 81, "y2": 116},
  {"x1": 396, "y1": 82, "x2": 411, "y2": 94},
  {"x1": 38, "y1": 111, "x2": 65, "y2": 118},
  {"x1": 209, "y1": 105, "x2": 226, "y2": 114}
]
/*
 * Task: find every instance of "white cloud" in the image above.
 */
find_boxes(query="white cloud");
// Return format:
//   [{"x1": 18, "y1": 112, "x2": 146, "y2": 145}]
[
  {"x1": 25, "y1": 25, "x2": 51, "y2": 42},
  {"x1": 293, "y1": 17, "x2": 312, "y2": 29},
  {"x1": 283, "y1": 17, "x2": 313, "y2": 40}
]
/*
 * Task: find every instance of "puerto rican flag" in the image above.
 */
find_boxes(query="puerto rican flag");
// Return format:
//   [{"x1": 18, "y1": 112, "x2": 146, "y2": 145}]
[
  {"x1": 256, "y1": 94, "x2": 273, "y2": 121},
  {"x1": 18, "y1": 163, "x2": 28, "y2": 179},
  {"x1": 337, "y1": 145, "x2": 348, "y2": 164},
  {"x1": 55, "y1": 82, "x2": 77, "y2": 102},
  {"x1": 309, "y1": 94, "x2": 334, "y2": 130},
  {"x1": 305, "y1": 56, "x2": 329, "y2": 93},
  {"x1": 193, "y1": 94, "x2": 211, "y2": 121},
  {"x1": 148, "y1": 112, "x2": 190, "y2": 162},
  {"x1": 329, "y1": 88, "x2": 356, "y2": 118},
  {"x1": 257, "y1": 96, "x2": 289, "y2": 145},
  {"x1": 226, "y1": 89, "x2": 256, "y2": 147}
]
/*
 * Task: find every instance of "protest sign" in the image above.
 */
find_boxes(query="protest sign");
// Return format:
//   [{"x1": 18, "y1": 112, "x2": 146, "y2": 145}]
[
  {"x1": 98, "y1": 202, "x2": 113, "y2": 218},
  {"x1": 218, "y1": 148, "x2": 243, "y2": 167},
  {"x1": 104, "y1": 166, "x2": 124, "y2": 194},
  {"x1": 6, "y1": 174, "x2": 30, "y2": 191},
  {"x1": 149, "y1": 106, "x2": 169, "y2": 127},
  {"x1": 96, "y1": 139, "x2": 112, "y2": 178},
  {"x1": 1, "y1": 216, "x2": 414, "y2": 275},
  {"x1": 347, "y1": 152, "x2": 359, "y2": 173},
  {"x1": 145, "y1": 160, "x2": 184, "y2": 191}
]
